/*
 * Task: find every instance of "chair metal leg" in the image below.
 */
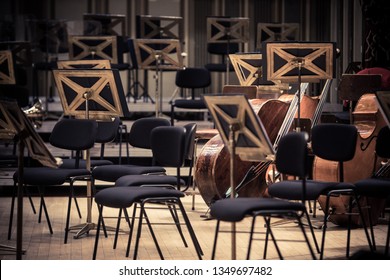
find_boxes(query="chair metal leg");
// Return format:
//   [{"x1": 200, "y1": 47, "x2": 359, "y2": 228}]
[
  {"x1": 167, "y1": 204, "x2": 188, "y2": 247},
  {"x1": 92, "y1": 204, "x2": 103, "y2": 260},
  {"x1": 211, "y1": 220, "x2": 220, "y2": 260},
  {"x1": 246, "y1": 216, "x2": 257, "y2": 260},
  {"x1": 304, "y1": 209, "x2": 321, "y2": 253},
  {"x1": 264, "y1": 217, "x2": 284, "y2": 260},
  {"x1": 64, "y1": 185, "x2": 73, "y2": 244},
  {"x1": 38, "y1": 187, "x2": 53, "y2": 234},
  {"x1": 176, "y1": 199, "x2": 203, "y2": 259},
  {"x1": 296, "y1": 214, "x2": 317, "y2": 260},
  {"x1": 113, "y1": 208, "x2": 122, "y2": 249}
]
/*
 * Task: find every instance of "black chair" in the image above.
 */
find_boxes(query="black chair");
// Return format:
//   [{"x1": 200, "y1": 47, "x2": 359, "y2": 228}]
[
  {"x1": 205, "y1": 42, "x2": 238, "y2": 73},
  {"x1": 91, "y1": 117, "x2": 170, "y2": 184},
  {"x1": 92, "y1": 127, "x2": 202, "y2": 260},
  {"x1": 268, "y1": 123, "x2": 372, "y2": 259},
  {"x1": 115, "y1": 123, "x2": 197, "y2": 191},
  {"x1": 9, "y1": 118, "x2": 97, "y2": 244},
  {"x1": 60, "y1": 117, "x2": 120, "y2": 169},
  {"x1": 210, "y1": 132, "x2": 317, "y2": 260},
  {"x1": 170, "y1": 67, "x2": 211, "y2": 125},
  {"x1": 351, "y1": 126, "x2": 390, "y2": 257}
]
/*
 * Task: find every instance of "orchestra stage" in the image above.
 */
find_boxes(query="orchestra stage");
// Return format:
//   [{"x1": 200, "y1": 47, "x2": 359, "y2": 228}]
[{"x1": 0, "y1": 99, "x2": 389, "y2": 260}]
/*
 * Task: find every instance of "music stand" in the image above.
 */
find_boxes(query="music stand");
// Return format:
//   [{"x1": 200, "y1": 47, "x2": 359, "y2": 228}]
[
  {"x1": 83, "y1": 13, "x2": 126, "y2": 36},
  {"x1": 207, "y1": 17, "x2": 249, "y2": 85},
  {"x1": 263, "y1": 42, "x2": 336, "y2": 130},
  {"x1": 137, "y1": 15, "x2": 183, "y2": 41},
  {"x1": 0, "y1": 100, "x2": 58, "y2": 259},
  {"x1": 338, "y1": 74, "x2": 382, "y2": 121},
  {"x1": 229, "y1": 52, "x2": 290, "y2": 96},
  {"x1": 0, "y1": 41, "x2": 32, "y2": 67},
  {"x1": 133, "y1": 38, "x2": 184, "y2": 116},
  {"x1": 68, "y1": 35, "x2": 121, "y2": 64},
  {"x1": 375, "y1": 91, "x2": 390, "y2": 128},
  {"x1": 52, "y1": 68, "x2": 129, "y2": 238},
  {"x1": 256, "y1": 23, "x2": 299, "y2": 50},
  {"x1": 57, "y1": 59, "x2": 111, "y2": 69},
  {"x1": 0, "y1": 50, "x2": 16, "y2": 85},
  {"x1": 203, "y1": 94, "x2": 274, "y2": 260}
]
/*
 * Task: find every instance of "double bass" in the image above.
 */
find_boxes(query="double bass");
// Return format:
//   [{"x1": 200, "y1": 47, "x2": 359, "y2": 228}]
[
  {"x1": 196, "y1": 83, "x2": 315, "y2": 205},
  {"x1": 313, "y1": 93, "x2": 387, "y2": 226}
]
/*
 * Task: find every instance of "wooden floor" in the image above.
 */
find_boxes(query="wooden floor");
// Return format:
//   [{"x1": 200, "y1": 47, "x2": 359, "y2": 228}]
[{"x1": 0, "y1": 188, "x2": 388, "y2": 260}]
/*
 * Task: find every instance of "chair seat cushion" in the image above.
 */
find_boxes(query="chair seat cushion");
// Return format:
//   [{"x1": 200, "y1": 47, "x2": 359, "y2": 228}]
[
  {"x1": 95, "y1": 186, "x2": 184, "y2": 208},
  {"x1": 115, "y1": 174, "x2": 186, "y2": 187},
  {"x1": 14, "y1": 167, "x2": 90, "y2": 185},
  {"x1": 268, "y1": 180, "x2": 355, "y2": 201},
  {"x1": 60, "y1": 158, "x2": 113, "y2": 169},
  {"x1": 210, "y1": 197, "x2": 305, "y2": 222},
  {"x1": 92, "y1": 165, "x2": 166, "y2": 182},
  {"x1": 172, "y1": 99, "x2": 206, "y2": 109},
  {"x1": 355, "y1": 178, "x2": 390, "y2": 197}
]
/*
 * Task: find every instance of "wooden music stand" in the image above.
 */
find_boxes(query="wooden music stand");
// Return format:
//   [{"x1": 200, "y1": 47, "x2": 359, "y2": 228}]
[
  {"x1": 0, "y1": 100, "x2": 58, "y2": 259},
  {"x1": 0, "y1": 41, "x2": 32, "y2": 67},
  {"x1": 53, "y1": 68, "x2": 129, "y2": 120},
  {"x1": 52, "y1": 68, "x2": 129, "y2": 238},
  {"x1": 133, "y1": 38, "x2": 184, "y2": 116},
  {"x1": 137, "y1": 15, "x2": 183, "y2": 41},
  {"x1": 375, "y1": 91, "x2": 390, "y2": 128},
  {"x1": 203, "y1": 94, "x2": 274, "y2": 260},
  {"x1": 338, "y1": 74, "x2": 382, "y2": 101},
  {"x1": 229, "y1": 52, "x2": 290, "y2": 97},
  {"x1": 68, "y1": 35, "x2": 121, "y2": 64},
  {"x1": 57, "y1": 59, "x2": 111, "y2": 69},
  {"x1": 207, "y1": 17, "x2": 249, "y2": 85},
  {"x1": 256, "y1": 23, "x2": 299, "y2": 50},
  {"x1": 0, "y1": 50, "x2": 16, "y2": 85},
  {"x1": 83, "y1": 13, "x2": 126, "y2": 36},
  {"x1": 263, "y1": 42, "x2": 336, "y2": 130}
]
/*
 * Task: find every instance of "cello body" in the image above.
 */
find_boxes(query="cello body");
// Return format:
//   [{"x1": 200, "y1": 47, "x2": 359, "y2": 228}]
[
  {"x1": 313, "y1": 94, "x2": 387, "y2": 226},
  {"x1": 195, "y1": 98, "x2": 290, "y2": 205}
]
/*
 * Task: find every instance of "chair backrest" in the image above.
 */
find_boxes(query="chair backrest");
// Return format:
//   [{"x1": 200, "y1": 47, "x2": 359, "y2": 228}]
[
  {"x1": 311, "y1": 123, "x2": 357, "y2": 162},
  {"x1": 275, "y1": 131, "x2": 309, "y2": 202},
  {"x1": 375, "y1": 126, "x2": 390, "y2": 158},
  {"x1": 175, "y1": 67, "x2": 211, "y2": 89},
  {"x1": 49, "y1": 118, "x2": 97, "y2": 151},
  {"x1": 207, "y1": 42, "x2": 239, "y2": 57},
  {"x1": 275, "y1": 132, "x2": 308, "y2": 178},
  {"x1": 151, "y1": 126, "x2": 186, "y2": 167},
  {"x1": 183, "y1": 123, "x2": 197, "y2": 161},
  {"x1": 96, "y1": 117, "x2": 120, "y2": 143},
  {"x1": 128, "y1": 117, "x2": 171, "y2": 149}
]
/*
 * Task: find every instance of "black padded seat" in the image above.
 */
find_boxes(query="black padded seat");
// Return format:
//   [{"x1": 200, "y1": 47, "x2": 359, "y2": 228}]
[
  {"x1": 210, "y1": 197, "x2": 306, "y2": 222},
  {"x1": 354, "y1": 178, "x2": 390, "y2": 196},
  {"x1": 13, "y1": 167, "x2": 90, "y2": 186},
  {"x1": 92, "y1": 186, "x2": 202, "y2": 260},
  {"x1": 60, "y1": 159, "x2": 113, "y2": 169},
  {"x1": 94, "y1": 186, "x2": 184, "y2": 208},
  {"x1": 172, "y1": 99, "x2": 206, "y2": 109},
  {"x1": 9, "y1": 118, "x2": 97, "y2": 244},
  {"x1": 92, "y1": 165, "x2": 165, "y2": 182},
  {"x1": 91, "y1": 117, "x2": 170, "y2": 184},
  {"x1": 115, "y1": 174, "x2": 186, "y2": 188},
  {"x1": 268, "y1": 181, "x2": 354, "y2": 201},
  {"x1": 209, "y1": 132, "x2": 317, "y2": 260}
]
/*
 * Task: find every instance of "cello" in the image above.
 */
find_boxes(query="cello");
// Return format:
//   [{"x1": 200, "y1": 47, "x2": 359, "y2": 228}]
[
  {"x1": 313, "y1": 93, "x2": 387, "y2": 226},
  {"x1": 195, "y1": 83, "x2": 309, "y2": 205}
]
